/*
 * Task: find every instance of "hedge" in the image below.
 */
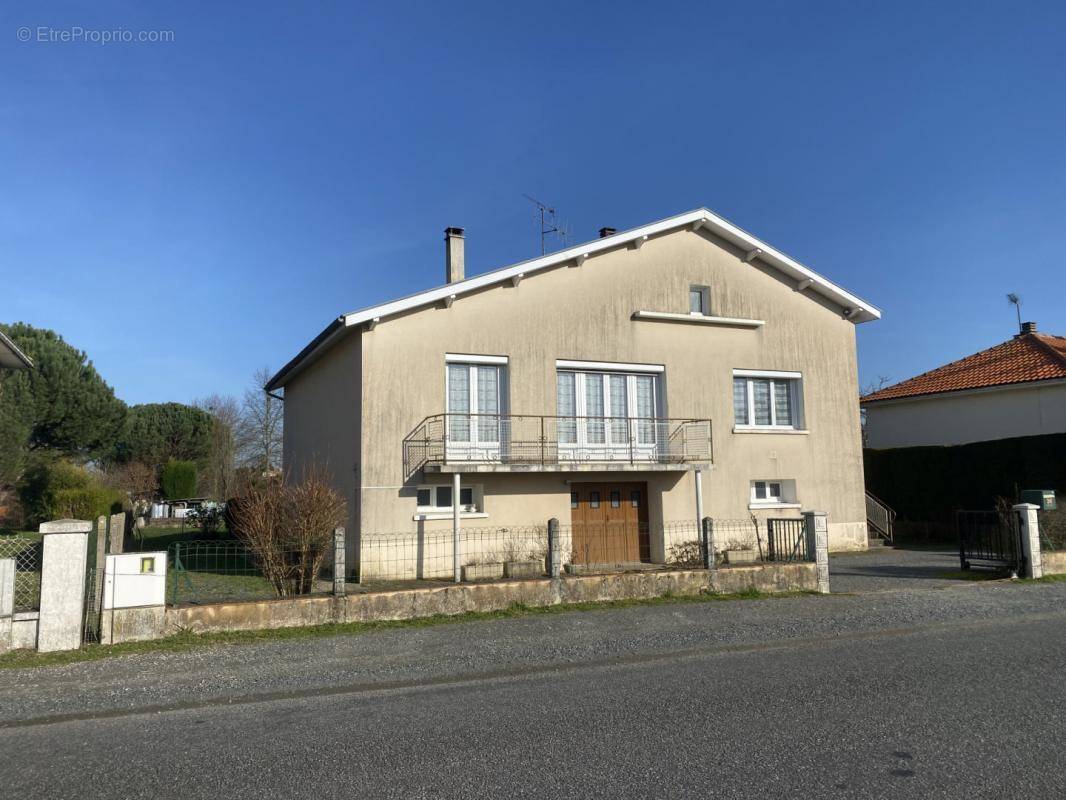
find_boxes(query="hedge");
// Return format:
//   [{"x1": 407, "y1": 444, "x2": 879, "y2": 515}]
[
  {"x1": 864, "y1": 432, "x2": 1066, "y2": 522},
  {"x1": 51, "y1": 486, "x2": 123, "y2": 520},
  {"x1": 161, "y1": 459, "x2": 197, "y2": 500}
]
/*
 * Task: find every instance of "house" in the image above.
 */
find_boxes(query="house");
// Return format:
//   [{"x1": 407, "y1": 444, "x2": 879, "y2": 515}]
[
  {"x1": 267, "y1": 208, "x2": 880, "y2": 576},
  {"x1": 0, "y1": 329, "x2": 32, "y2": 371},
  {"x1": 861, "y1": 322, "x2": 1066, "y2": 449}
]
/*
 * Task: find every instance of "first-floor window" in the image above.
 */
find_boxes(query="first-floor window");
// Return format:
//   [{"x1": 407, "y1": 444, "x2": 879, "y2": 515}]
[
  {"x1": 733, "y1": 371, "x2": 802, "y2": 429},
  {"x1": 417, "y1": 485, "x2": 478, "y2": 512},
  {"x1": 557, "y1": 369, "x2": 661, "y2": 448},
  {"x1": 447, "y1": 361, "x2": 504, "y2": 444}
]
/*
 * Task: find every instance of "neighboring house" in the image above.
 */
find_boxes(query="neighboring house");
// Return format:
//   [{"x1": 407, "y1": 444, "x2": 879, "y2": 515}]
[
  {"x1": 0, "y1": 329, "x2": 33, "y2": 372},
  {"x1": 267, "y1": 208, "x2": 880, "y2": 575},
  {"x1": 862, "y1": 322, "x2": 1066, "y2": 449}
]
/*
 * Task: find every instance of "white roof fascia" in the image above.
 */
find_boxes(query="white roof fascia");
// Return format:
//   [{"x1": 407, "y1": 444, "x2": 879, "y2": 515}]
[
  {"x1": 0, "y1": 329, "x2": 33, "y2": 369},
  {"x1": 338, "y1": 208, "x2": 881, "y2": 331}
]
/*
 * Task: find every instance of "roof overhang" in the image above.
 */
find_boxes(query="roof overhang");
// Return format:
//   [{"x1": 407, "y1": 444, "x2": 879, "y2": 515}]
[
  {"x1": 861, "y1": 376, "x2": 1066, "y2": 406},
  {"x1": 268, "y1": 207, "x2": 881, "y2": 390},
  {"x1": 0, "y1": 330, "x2": 33, "y2": 370}
]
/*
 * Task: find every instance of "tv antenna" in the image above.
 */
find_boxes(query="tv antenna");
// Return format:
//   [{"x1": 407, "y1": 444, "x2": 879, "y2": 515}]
[
  {"x1": 523, "y1": 194, "x2": 569, "y2": 255},
  {"x1": 1006, "y1": 292, "x2": 1022, "y2": 333}
]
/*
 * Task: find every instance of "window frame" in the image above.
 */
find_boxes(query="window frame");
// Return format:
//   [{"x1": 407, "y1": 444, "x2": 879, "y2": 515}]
[
  {"x1": 748, "y1": 479, "x2": 800, "y2": 509},
  {"x1": 416, "y1": 484, "x2": 482, "y2": 513},
  {"x1": 689, "y1": 285, "x2": 711, "y2": 316},
  {"x1": 732, "y1": 370, "x2": 804, "y2": 431},
  {"x1": 556, "y1": 368, "x2": 664, "y2": 454}
]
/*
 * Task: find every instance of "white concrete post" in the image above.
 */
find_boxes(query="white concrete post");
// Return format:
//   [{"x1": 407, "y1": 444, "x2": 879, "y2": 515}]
[
  {"x1": 453, "y1": 472, "x2": 461, "y2": 583},
  {"x1": 37, "y1": 519, "x2": 91, "y2": 652},
  {"x1": 333, "y1": 527, "x2": 346, "y2": 596},
  {"x1": 1014, "y1": 503, "x2": 1042, "y2": 579},
  {"x1": 694, "y1": 469, "x2": 704, "y2": 529},
  {"x1": 802, "y1": 510, "x2": 830, "y2": 594},
  {"x1": 0, "y1": 558, "x2": 13, "y2": 617},
  {"x1": 0, "y1": 558, "x2": 13, "y2": 654}
]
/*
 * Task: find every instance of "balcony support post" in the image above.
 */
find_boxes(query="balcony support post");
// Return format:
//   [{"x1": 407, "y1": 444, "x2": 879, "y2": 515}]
[
  {"x1": 452, "y1": 472, "x2": 461, "y2": 583},
  {"x1": 694, "y1": 468, "x2": 704, "y2": 530},
  {"x1": 540, "y1": 416, "x2": 546, "y2": 466}
]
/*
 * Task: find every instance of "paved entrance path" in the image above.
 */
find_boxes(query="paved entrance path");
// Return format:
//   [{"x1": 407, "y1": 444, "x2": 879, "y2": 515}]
[{"x1": 829, "y1": 546, "x2": 976, "y2": 593}]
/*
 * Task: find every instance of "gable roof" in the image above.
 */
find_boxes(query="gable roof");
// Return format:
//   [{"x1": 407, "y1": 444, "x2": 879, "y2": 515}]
[
  {"x1": 267, "y1": 207, "x2": 881, "y2": 391},
  {"x1": 0, "y1": 329, "x2": 33, "y2": 370},
  {"x1": 861, "y1": 330, "x2": 1066, "y2": 404}
]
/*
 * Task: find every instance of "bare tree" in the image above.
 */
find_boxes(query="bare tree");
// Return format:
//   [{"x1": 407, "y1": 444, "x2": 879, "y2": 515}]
[
  {"x1": 860, "y1": 375, "x2": 892, "y2": 447},
  {"x1": 238, "y1": 367, "x2": 283, "y2": 474},
  {"x1": 193, "y1": 394, "x2": 241, "y2": 500}
]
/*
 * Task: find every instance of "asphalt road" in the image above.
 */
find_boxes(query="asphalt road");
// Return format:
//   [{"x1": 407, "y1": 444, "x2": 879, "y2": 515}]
[{"x1": 3, "y1": 571, "x2": 1066, "y2": 798}]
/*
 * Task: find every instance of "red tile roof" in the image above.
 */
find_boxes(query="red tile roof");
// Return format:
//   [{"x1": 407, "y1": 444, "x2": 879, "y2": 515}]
[{"x1": 861, "y1": 331, "x2": 1066, "y2": 403}]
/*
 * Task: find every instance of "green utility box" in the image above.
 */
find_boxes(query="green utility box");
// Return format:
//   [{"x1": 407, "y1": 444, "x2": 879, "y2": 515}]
[{"x1": 1020, "y1": 489, "x2": 1057, "y2": 511}]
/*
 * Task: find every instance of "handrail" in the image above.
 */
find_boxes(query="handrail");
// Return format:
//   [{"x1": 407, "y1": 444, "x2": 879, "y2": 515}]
[
  {"x1": 403, "y1": 413, "x2": 712, "y2": 476},
  {"x1": 865, "y1": 491, "x2": 896, "y2": 543}
]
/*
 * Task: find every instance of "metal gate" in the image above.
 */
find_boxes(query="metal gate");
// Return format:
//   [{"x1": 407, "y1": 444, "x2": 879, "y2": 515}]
[
  {"x1": 766, "y1": 518, "x2": 809, "y2": 562},
  {"x1": 957, "y1": 509, "x2": 1023, "y2": 574}
]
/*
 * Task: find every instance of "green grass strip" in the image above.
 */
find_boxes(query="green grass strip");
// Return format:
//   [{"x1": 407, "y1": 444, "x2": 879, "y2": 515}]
[{"x1": 0, "y1": 587, "x2": 815, "y2": 670}]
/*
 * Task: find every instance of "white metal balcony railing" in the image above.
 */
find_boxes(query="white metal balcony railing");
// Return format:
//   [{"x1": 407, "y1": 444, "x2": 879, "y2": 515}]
[{"x1": 403, "y1": 413, "x2": 713, "y2": 475}]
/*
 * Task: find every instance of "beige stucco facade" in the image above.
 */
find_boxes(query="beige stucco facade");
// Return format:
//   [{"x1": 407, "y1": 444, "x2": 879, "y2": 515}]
[
  {"x1": 281, "y1": 225, "x2": 870, "y2": 573},
  {"x1": 864, "y1": 380, "x2": 1066, "y2": 449}
]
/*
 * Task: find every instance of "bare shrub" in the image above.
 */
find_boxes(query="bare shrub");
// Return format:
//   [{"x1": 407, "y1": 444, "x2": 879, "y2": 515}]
[
  {"x1": 285, "y1": 465, "x2": 347, "y2": 593},
  {"x1": 231, "y1": 466, "x2": 346, "y2": 597},
  {"x1": 668, "y1": 539, "x2": 703, "y2": 567}
]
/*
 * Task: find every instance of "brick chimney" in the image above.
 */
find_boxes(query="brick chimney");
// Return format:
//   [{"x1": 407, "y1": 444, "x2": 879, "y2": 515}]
[
  {"x1": 445, "y1": 227, "x2": 464, "y2": 283},
  {"x1": 1020, "y1": 321, "x2": 1038, "y2": 335}
]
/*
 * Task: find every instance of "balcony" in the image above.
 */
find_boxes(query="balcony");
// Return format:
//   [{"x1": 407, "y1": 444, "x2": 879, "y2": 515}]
[{"x1": 403, "y1": 414, "x2": 713, "y2": 476}]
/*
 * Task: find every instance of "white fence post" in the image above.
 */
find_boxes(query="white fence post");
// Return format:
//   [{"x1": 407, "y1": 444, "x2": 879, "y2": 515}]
[
  {"x1": 453, "y1": 472, "x2": 461, "y2": 583},
  {"x1": 37, "y1": 519, "x2": 91, "y2": 652},
  {"x1": 802, "y1": 510, "x2": 831, "y2": 594},
  {"x1": 0, "y1": 558, "x2": 12, "y2": 653},
  {"x1": 1014, "y1": 503, "x2": 1042, "y2": 579}
]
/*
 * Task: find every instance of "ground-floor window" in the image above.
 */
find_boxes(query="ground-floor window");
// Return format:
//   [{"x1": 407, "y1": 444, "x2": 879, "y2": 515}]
[
  {"x1": 749, "y1": 479, "x2": 798, "y2": 508},
  {"x1": 417, "y1": 484, "x2": 480, "y2": 513}
]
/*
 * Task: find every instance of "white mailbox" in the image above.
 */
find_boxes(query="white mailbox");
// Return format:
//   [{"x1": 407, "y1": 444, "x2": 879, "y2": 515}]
[{"x1": 103, "y1": 551, "x2": 167, "y2": 610}]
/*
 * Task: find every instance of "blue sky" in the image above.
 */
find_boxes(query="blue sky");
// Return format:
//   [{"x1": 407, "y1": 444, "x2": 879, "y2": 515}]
[{"x1": 2, "y1": 1, "x2": 1064, "y2": 404}]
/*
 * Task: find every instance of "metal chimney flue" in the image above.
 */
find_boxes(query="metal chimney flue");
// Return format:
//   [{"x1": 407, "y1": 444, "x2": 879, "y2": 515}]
[
  {"x1": 598, "y1": 227, "x2": 617, "y2": 239},
  {"x1": 445, "y1": 227, "x2": 464, "y2": 284}
]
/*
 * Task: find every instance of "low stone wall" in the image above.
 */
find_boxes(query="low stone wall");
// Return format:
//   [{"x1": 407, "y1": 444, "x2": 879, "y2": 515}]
[
  {"x1": 1042, "y1": 551, "x2": 1066, "y2": 575},
  {"x1": 11, "y1": 612, "x2": 38, "y2": 650},
  {"x1": 101, "y1": 606, "x2": 167, "y2": 645},
  {"x1": 163, "y1": 562, "x2": 817, "y2": 638}
]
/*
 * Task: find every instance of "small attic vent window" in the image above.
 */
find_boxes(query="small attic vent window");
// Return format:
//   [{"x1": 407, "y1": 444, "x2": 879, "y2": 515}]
[{"x1": 689, "y1": 286, "x2": 710, "y2": 315}]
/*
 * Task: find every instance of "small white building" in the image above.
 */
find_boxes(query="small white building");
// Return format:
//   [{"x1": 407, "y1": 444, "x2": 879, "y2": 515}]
[{"x1": 862, "y1": 322, "x2": 1066, "y2": 449}]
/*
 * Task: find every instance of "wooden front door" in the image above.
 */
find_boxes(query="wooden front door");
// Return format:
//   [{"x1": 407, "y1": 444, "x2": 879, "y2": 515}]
[{"x1": 570, "y1": 482, "x2": 650, "y2": 565}]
